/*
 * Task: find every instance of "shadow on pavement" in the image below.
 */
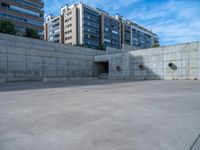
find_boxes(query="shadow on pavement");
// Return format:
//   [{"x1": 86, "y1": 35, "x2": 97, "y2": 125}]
[{"x1": 0, "y1": 79, "x2": 154, "y2": 92}]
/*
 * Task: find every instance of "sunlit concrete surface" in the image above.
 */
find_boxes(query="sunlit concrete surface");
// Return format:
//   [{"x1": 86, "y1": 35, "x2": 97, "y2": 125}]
[{"x1": 0, "y1": 80, "x2": 200, "y2": 150}]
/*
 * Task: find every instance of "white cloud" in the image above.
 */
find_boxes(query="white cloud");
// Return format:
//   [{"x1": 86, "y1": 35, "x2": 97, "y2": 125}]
[
  {"x1": 126, "y1": 0, "x2": 200, "y2": 45},
  {"x1": 44, "y1": 0, "x2": 139, "y2": 15}
]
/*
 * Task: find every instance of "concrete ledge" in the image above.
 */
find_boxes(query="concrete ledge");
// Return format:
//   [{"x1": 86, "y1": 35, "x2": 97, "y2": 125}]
[
  {"x1": 0, "y1": 78, "x2": 6, "y2": 83},
  {"x1": 164, "y1": 77, "x2": 199, "y2": 80},
  {"x1": 43, "y1": 77, "x2": 97, "y2": 82}
]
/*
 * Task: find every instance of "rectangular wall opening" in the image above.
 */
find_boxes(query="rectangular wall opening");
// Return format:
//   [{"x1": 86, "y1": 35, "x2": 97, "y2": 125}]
[{"x1": 95, "y1": 61, "x2": 109, "y2": 79}]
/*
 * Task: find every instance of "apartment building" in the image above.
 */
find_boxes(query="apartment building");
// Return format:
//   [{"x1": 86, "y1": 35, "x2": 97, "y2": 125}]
[
  {"x1": 44, "y1": 2, "x2": 159, "y2": 50},
  {"x1": 77, "y1": 3, "x2": 101, "y2": 48},
  {"x1": 44, "y1": 3, "x2": 102, "y2": 48},
  {"x1": 61, "y1": 5, "x2": 77, "y2": 45},
  {"x1": 44, "y1": 15, "x2": 61, "y2": 43},
  {"x1": 122, "y1": 19, "x2": 159, "y2": 49},
  {"x1": 0, "y1": 0, "x2": 44, "y2": 36},
  {"x1": 122, "y1": 23, "x2": 131, "y2": 45},
  {"x1": 101, "y1": 14, "x2": 121, "y2": 49}
]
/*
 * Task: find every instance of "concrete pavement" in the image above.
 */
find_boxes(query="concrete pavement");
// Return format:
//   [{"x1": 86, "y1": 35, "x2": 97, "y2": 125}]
[{"x1": 0, "y1": 80, "x2": 200, "y2": 150}]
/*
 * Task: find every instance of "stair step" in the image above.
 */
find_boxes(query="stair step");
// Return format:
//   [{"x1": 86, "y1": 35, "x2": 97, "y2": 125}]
[{"x1": 98, "y1": 73, "x2": 108, "y2": 79}]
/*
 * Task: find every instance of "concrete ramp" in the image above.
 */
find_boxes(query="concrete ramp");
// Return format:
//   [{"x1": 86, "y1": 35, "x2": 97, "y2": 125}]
[
  {"x1": 98, "y1": 73, "x2": 109, "y2": 79},
  {"x1": 190, "y1": 134, "x2": 200, "y2": 150}
]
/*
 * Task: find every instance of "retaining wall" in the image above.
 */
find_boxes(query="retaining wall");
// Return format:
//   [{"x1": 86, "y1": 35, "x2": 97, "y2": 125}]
[
  {"x1": 95, "y1": 42, "x2": 200, "y2": 80},
  {"x1": 1, "y1": 33, "x2": 200, "y2": 82},
  {"x1": 129, "y1": 42, "x2": 200, "y2": 80},
  {"x1": 0, "y1": 33, "x2": 104, "y2": 82}
]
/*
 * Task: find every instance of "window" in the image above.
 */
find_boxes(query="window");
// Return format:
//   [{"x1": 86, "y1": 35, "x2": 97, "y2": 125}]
[
  {"x1": 53, "y1": 23, "x2": 59, "y2": 28},
  {"x1": 10, "y1": 0, "x2": 43, "y2": 10},
  {"x1": 52, "y1": 18, "x2": 59, "y2": 23},
  {"x1": 112, "y1": 30, "x2": 118, "y2": 34},
  {"x1": 54, "y1": 29, "x2": 60, "y2": 33},
  {"x1": 104, "y1": 38, "x2": 111, "y2": 43},
  {"x1": 67, "y1": 11, "x2": 72, "y2": 16},
  {"x1": 0, "y1": 2, "x2": 10, "y2": 8},
  {"x1": 65, "y1": 36, "x2": 72, "y2": 40},
  {"x1": 65, "y1": 17, "x2": 72, "y2": 22},
  {"x1": 66, "y1": 24, "x2": 72, "y2": 28},
  {"x1": 0, "y1": 12, "x2": 43, "y2": 26},
  {"x1": 10, "y1": 5, "x2": 40, "y2": 17},
  {"x1": 105, "y1": 28, "x2": 109, "y2": 31},
  {"x1": 65, "y1": 30, "x2": 72, "y2": 34},
  {"x1": 15, "y1": 26, "x2": 25, "y2": 31}
]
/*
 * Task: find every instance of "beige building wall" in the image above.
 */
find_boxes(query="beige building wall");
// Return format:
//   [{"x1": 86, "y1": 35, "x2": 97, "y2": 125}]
[
  {"x1": 63, "y1": 6, "x2": 78, "y2": 45},
  {"x1": 44, "y1": 23, "x2": 48, "y2": 41}
]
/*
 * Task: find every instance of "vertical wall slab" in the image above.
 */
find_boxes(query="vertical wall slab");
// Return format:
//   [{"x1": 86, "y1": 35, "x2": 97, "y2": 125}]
[
  {"x1": 122, "y1": 52, "x2": 130, "y2": 79},
  {"x1": 0, "y1": 33, "x2": 105, "y2": 82},
  {"x1": 0, "y1": 45, "x2": 7, "y2": 82},
  {"x1": 109, "y1": 53, "x2": 123, "y2": 79},
  {"x1": 147, "y1": 47, "x2": 164, "y2": 80},
  {"x1": 198, "y1": 42, "x2": 200, "y2": 79},
  {"x1": 7, "y1": 46, "x2": 27, "y2": 81},
  {"x1": 126, "y1": 42, "x2": 200, "y2": 80},
  {"x1": 163, "y1": 45, "x2": 182, "y2": 80},
  {"x1": 188, "y1": 42, "x2": 198, "y2": 80},
  {"x1": 180, "y1": 44, "x2": 190, "y2": 80}
]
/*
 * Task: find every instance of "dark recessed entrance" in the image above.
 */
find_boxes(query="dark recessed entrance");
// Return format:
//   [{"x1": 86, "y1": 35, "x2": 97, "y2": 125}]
[{"x1": 95, "y1": 61, "x2": 109, "y2": 79}]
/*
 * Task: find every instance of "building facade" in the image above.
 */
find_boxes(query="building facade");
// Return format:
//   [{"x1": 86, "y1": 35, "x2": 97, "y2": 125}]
[
  {"x1": 44, "y1": 15, "x2": 61, "y2": 43},
  {"x1": 122, "y1": 23, "x2": 131, "y2": 45},
  {"x1": 61, "y1": 5, "x2": 77, "y2": 45},
  {"x1": 0, "y1": 0, "x2": 44, "y2": 36},
  {"x1": 78, "y1": 3, "x2": 101, "y2": 48},
  {"x1": 44, "y1": 2, "x2": 159, "y2": 50},
  {"x1": 122, "y1": 20, "x2": 159, "y2": 49},
  {"x1": 101, "y1": 14, "x2": 121, "y2": 49}
]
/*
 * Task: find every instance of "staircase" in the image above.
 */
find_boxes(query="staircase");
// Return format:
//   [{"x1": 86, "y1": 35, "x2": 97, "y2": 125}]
[
  {"x1": 98, "y1": 73, "x2": 109, "y2": 79},
  {"x1": 190, "y1": 134, "x2": 200, "y2": 150}
]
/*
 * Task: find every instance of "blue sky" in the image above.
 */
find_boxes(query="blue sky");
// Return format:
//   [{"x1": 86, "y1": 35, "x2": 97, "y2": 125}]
[{"x1": 44, "y1": 0, "x2": 200, "y2": 46}]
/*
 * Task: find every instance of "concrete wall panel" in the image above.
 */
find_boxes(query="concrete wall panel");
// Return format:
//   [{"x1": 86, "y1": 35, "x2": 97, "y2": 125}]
[
  {"x1": 0, "y1": 45, "x2": 7, "y2": 54},
  {"x1": 7, "y1": 47, "x2": 26, "y2": 55},
  {"x1": 0, "y1": 33, "x2": 104, "y2": 82}
]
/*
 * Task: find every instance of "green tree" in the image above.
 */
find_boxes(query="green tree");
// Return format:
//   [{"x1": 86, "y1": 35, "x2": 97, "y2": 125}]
[
  {"x1": 0, "y1": 20, "x2": 16, "y2": 35},
  {"x1": 152, "y1": 44, "x2": 160, "y2": 48},
  {"x1": 25, "y1": 28, "x2": 40, "y2": 39},
  {"x1": 98, "y1": 44, "x2": 106, "y2": 50}
]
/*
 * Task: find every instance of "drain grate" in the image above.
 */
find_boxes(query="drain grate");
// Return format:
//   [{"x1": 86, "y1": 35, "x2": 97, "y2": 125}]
[{"x1": 190, "y1": 134, "x2": 200, "y2": 150}]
